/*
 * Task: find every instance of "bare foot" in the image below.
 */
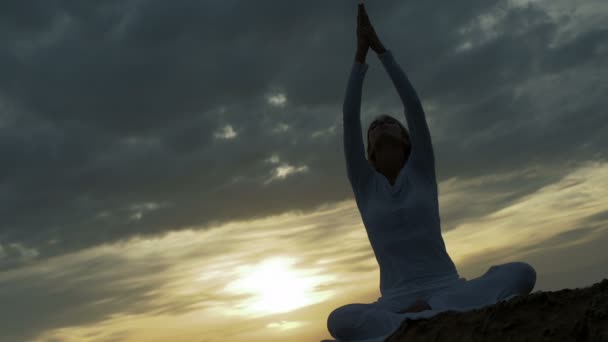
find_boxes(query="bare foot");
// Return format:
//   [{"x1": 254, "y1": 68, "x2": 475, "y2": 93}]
[{"x1": 397, "y1": 298, "x2": 432, "y2": 313}]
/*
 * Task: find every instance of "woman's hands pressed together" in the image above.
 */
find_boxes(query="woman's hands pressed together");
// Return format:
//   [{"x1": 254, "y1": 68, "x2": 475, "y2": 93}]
[
  {"x1": 355, "y1": 3, "x2": 370, "y2": 63},
  {"x1": 355, "y1": 2, "x2": 387, "y2": 64}
]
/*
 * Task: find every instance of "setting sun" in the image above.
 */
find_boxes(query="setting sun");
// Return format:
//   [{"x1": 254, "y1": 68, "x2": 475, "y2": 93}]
[{"x1": 222, "y1": 256, "x2": 336, "y2": 317}]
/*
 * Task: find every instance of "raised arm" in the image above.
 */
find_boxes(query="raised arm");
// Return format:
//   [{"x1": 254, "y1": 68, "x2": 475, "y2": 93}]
[
  {"x1": 343, "y1": 60, "x2": 375, "y2": 197},
  {"x1": 377, "y1": 49, "x2": 436, "y2": 181}
]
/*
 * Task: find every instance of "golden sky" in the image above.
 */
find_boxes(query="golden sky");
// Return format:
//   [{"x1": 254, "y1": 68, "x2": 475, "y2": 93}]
[{"x1": 1, "y1": 161, "x2": 603, "y2": 342}]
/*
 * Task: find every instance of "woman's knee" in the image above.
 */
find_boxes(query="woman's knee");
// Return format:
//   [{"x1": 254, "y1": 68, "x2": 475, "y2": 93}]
[
  {"x1": 496, "y1": 261, "x2": 537, "y2": 294},
  {"x1": 327, "y1": 304, "x2": 367, "y2": 340},
  {"x1": 515, "y1": 261, "x2": 537, "y2": 292}
]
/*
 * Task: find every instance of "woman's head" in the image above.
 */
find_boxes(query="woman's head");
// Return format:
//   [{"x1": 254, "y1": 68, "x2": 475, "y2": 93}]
[{"x1": 367, "y1": 114, "x2": 411, "y2": 169}]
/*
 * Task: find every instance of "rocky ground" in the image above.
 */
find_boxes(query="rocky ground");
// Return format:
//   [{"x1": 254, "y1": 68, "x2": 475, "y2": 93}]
[{"x1": 386, "y1": 278, "x2": 608, "y2": 342}]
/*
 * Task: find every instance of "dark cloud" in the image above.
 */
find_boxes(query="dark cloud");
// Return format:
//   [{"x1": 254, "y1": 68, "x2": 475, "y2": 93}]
[{"x1": 0, "y1": 0, "x2": 606, "y2": 265}]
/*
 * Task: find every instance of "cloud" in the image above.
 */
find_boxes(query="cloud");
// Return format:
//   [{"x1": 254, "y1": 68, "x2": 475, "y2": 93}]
[
  {"x1": 0, "y1": 160, "x2": 605, "y2": 341},
  {"x1": 0, "y1": 199, "x2": 381, "y2": 341},
  {"x1": 443, "y1": 161, "x2": 608, "y2": 284},
  {"x1": 0, "y1": 0, "x2": 606, "y2": 274}
]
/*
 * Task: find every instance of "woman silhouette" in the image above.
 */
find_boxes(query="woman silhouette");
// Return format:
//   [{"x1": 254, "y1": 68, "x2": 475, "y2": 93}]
[{"x1": 324, "y1": 3, "x2": 537, "y2": 341}]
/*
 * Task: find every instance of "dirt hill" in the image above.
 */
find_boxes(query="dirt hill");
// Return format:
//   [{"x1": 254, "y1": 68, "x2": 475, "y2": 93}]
[{"x1": 386, "y1": 278, "x2": 608, "y2": 342}]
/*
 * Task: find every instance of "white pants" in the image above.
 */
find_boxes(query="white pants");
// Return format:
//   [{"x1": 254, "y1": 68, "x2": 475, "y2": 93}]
[{"x1": 323, "y1": 262, "x2": 537, "y2": 342}]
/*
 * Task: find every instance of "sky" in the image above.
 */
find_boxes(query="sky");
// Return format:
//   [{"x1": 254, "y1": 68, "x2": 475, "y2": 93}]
[{"x1": 0, "y1": 0, "x2": 607, "y2": 341}]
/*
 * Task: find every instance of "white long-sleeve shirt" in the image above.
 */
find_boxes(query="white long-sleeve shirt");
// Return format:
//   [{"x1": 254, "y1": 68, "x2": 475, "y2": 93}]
[{"x1": 342, "y1": 49, "x2": 463, "y2": 305}]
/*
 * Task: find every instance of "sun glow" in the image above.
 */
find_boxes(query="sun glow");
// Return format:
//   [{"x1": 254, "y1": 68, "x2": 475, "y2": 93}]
[{"x1": 222, "y1": 256, "x2": 335, "y2": 317}]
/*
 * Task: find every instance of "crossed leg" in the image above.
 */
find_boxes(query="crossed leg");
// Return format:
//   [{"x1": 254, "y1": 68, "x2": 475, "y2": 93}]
[
  {"x1": 325, "y1": 261, "x2": 537, "y2": 341},
  {"x1": 427, "y1": 261, "x2": 537, "y2": 311}
]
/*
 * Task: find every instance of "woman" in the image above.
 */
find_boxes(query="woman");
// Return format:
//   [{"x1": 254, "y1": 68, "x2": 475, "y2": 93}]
[{"x1": 324, "y1": 3, "x2": 537, "y2": 341}]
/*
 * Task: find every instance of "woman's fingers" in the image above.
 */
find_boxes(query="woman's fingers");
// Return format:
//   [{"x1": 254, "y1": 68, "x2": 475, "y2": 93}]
[
  {"x1": 362, "y1": 8, "x2": 373, "y2": 28},
  {"x1": 359, "y1": 3, "x2": 371, "y2": 27},
  {"x1": 357, "y1": 2, "x2": 375, "y2": 47},
  {"x1": 358, "y1": 4, "x2": 376, "y2": 38},
  {"x1": 360, "y1": 10, "x2": 379, "y2": 41},
  {"x1": 358, "y1": 3, "x2": 370, "y2": 22}
]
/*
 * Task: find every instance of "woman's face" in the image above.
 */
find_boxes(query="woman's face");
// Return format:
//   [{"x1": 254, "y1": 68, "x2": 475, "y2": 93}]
[
  {"x1": 373, "y1": 135, "x2": 406, "y2": 168},
  {"x1": 368, "y1": 118, "x2": 411, "y2": 170},
  {"x1": 369, "y1": 119, "x2": 405, "y2": 153}
]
